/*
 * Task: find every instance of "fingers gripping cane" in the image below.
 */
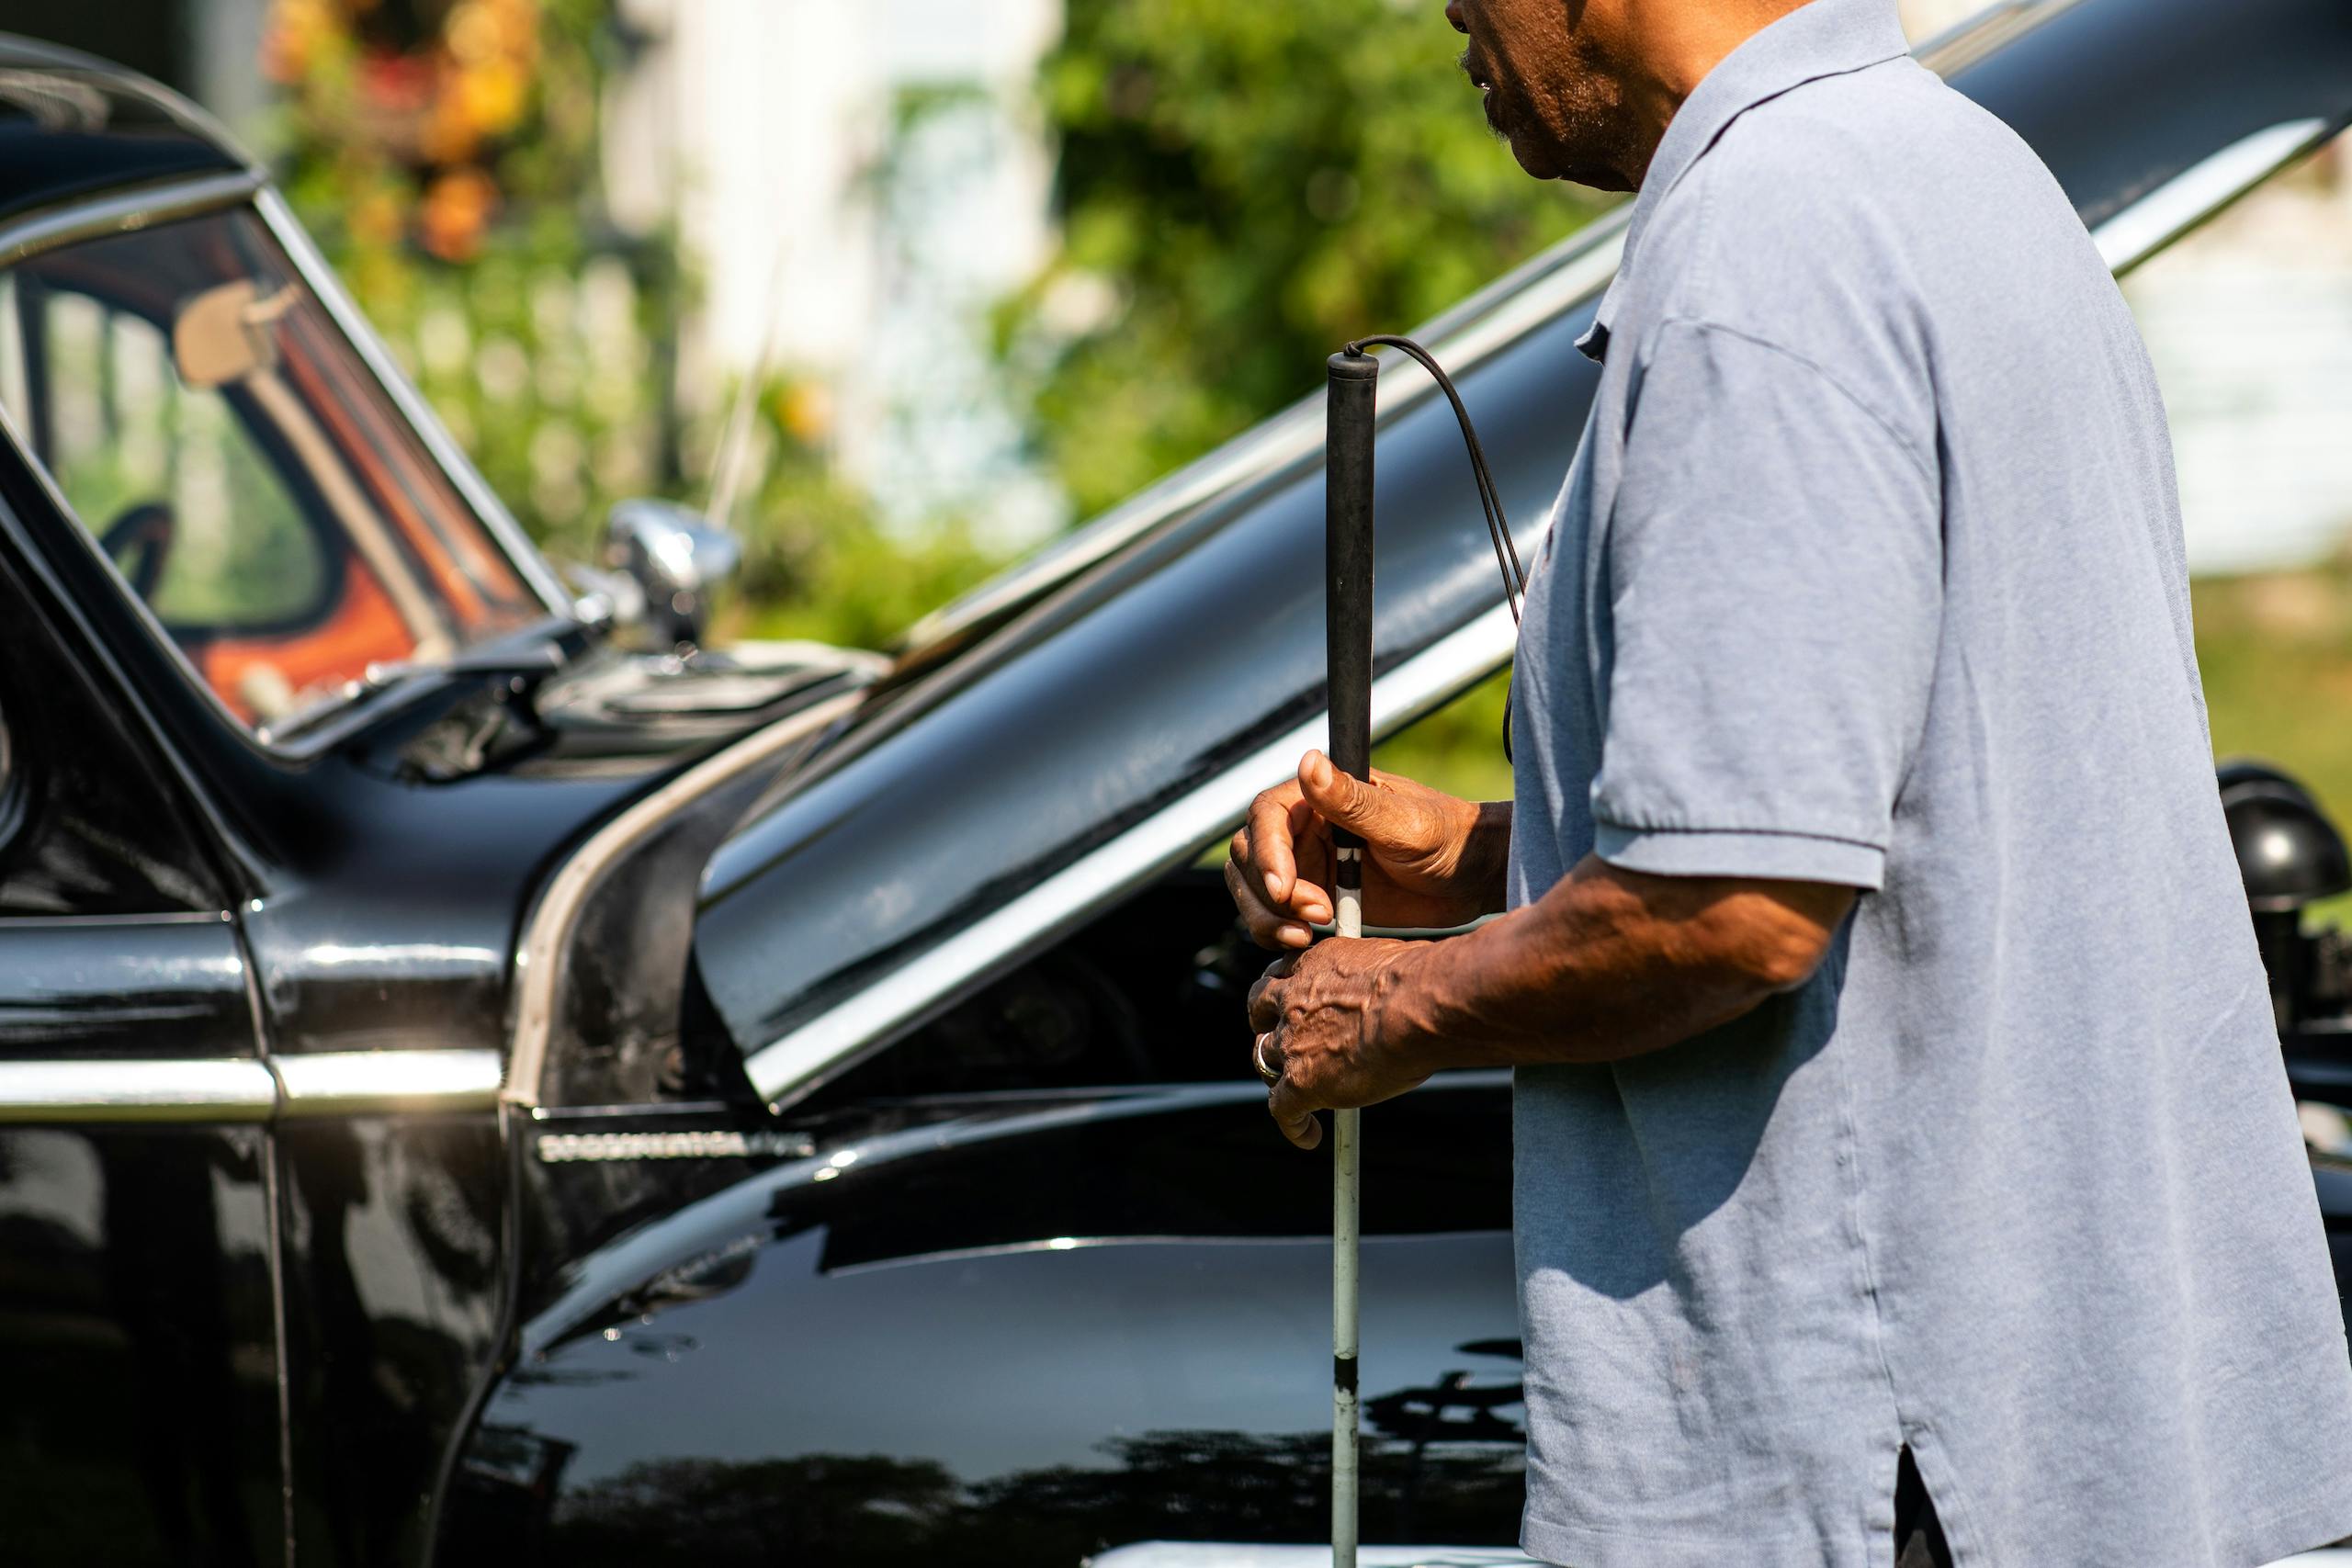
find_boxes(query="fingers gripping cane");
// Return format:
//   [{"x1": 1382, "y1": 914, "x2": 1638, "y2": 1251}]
[{"x1": 1323, "y1": 348, "x2": 1378, "y2": 1568}]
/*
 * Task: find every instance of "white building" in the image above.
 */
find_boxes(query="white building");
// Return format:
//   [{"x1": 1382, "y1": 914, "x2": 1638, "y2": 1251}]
[{"x1": 601, "y1": 0, "x2": 1065, "y2": 543}]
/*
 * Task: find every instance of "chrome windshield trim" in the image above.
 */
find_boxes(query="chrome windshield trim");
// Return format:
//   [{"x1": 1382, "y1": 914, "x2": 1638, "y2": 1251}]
[
  {"x1": 2094, "y1": 118, "x2": 2337, "y2": 276},
  {"x1": 273, "y1": 1048, "x2": 503, "y2": 1116},
  {"x1": 504, "y1": 687, "x2": 866, "y2": 1108},
  {"x1": 0, "y1": 169, "x2": 262, "y2": 269},
  {"x1": 744, "y1": 601, "x2": 1524, "y2": 1106},
  {"x1": 252, "y1": 186, "x2": 575, "y2": 619},
  {"x1": 0, "y1": 1058, "x2": 278, "y2": 1123},
  {"x1": 0, "y1": 1049, "x2": 508, "y2": 1122}
]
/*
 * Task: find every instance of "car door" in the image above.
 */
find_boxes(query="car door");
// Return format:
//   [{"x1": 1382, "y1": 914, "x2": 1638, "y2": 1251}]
[{"x1": 0, "y1": 539, "x2": 285, "y2": 1568}]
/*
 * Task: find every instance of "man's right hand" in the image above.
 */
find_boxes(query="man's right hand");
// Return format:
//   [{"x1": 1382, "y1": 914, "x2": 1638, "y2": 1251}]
[{"x1": 1224, "y1": 750, "x2": 1510, "y2": 949}]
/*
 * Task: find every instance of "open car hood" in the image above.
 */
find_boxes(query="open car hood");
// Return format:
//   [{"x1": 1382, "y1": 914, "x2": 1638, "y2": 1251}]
[{"x1": 691, "y1": 0, "x2": 2352, "y2": 1108}]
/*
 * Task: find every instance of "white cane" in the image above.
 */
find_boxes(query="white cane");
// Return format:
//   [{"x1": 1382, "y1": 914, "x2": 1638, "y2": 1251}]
[{"x1": 1319, "y1": 334, "x2": 1524, "y2": 1567}]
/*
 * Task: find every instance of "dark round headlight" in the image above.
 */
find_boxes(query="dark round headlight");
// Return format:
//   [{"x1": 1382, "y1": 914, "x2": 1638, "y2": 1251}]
[{"x1": 2222, "y1": 763, "x2": 2351, "y2": 913}]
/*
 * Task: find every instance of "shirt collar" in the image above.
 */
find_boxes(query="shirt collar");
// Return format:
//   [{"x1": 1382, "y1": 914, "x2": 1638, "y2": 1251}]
[{"x1": 1577, "y1": 0, "x2": 1910, "y2": 363}]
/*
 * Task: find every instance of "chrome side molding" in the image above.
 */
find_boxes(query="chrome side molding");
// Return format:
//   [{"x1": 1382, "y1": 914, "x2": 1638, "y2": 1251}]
[
  {"x1": 275, "y1": 1048, "x2": 503, "y2": 1117},
  {"x1": 0, "y1": 1057, "x2": 279, "y2": 1123},
  {"x1": 0, "y1": 1048, "x2": 504, "y2": 1124},
  {"x1": 2094, "y1": 118, "x2": 2334, "y2": 276}
]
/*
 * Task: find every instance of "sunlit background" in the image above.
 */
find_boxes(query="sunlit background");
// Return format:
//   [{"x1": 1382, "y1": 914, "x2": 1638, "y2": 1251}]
[{"x1": 1, "y1": 0, "x2": 2349, "y2": 827}]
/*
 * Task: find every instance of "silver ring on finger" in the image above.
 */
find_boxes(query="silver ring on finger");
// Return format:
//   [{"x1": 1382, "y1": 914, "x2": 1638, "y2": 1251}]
[{"x1": 1253, "y1": 1032, "x2": 1283, "y2": 1086}]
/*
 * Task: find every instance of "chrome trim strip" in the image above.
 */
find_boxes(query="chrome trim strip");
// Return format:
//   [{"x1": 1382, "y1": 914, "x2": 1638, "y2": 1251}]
[
  {"x1": 0, "y1": 169, "x2": 262, "y2": 268},
  {"x1": 2094, "y1": 118, "x2": 2335, "y2": 276},
  {"x1": 252, "y1": 186, "x2": 576, "y2": 618},
  {"x1": 744, "y1": 602, "x2": 1525, "y2": 1105},
  {"x1": 273, "y1": 1048, "x2": 503, "y2": 1116},
  {"x1": 504, "y1": 688, "x2": 865, "y2": 1107},
  {"x1": 1910, "y1": 0, "x2": 2091, "y2": 79},
  {"x1": 0, "y1": 1049, "x2": 510, "y2": 1122},
  {"x1": 0, "y1": 1057, "x2": 278, "y2": 1122}
]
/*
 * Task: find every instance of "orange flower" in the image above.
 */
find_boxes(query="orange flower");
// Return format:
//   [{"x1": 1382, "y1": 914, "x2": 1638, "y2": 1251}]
[
  {"x1": 261, "y1": 0, "x2": 338, "y2": 85},
  {"x1": 451, "y1": 59, "x2": 527, "y2": 137},
  {"x1": 419, "y1": 167, "x2": 499, "y2": 262}
]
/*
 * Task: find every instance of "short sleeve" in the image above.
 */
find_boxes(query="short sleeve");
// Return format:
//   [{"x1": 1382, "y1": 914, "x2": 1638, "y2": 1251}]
[{"x1": 1588, "y1": 318, "x2": 1940, "y2": 892}]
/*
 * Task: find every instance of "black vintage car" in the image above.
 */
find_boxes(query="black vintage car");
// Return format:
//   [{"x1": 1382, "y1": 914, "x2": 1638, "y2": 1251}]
[{"x1": 5, "y1": 3, "x2": 2352, "y2": 1564}]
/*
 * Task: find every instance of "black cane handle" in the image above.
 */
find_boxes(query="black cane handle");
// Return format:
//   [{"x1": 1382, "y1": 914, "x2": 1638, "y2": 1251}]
[{"x1": 1325, "y1": 350, "x2": 1378, "y2": 866}]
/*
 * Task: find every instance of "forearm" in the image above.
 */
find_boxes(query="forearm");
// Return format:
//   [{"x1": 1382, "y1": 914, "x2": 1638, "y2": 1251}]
[{"x1": 1390, "y1": 853, "x2": 1819, "y2": 1070}]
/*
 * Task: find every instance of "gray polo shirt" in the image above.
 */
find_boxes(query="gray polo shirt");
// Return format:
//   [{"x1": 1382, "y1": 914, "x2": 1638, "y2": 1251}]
[{"x1": 1503, "y1": 2, "x2": 2352, "y2": 1563}]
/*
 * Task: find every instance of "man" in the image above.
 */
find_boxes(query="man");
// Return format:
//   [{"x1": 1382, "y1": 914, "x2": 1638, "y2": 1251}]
[{"x1": 1225, "y1": 0, "x2": 2352, "y2": 1563}]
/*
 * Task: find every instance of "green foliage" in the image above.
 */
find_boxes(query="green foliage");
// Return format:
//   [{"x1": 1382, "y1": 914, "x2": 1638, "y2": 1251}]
[
  {"x1": 2192, "y1": 560, "x2": 2352, "y2": 927},
  {"x1": 1373, "y1": 666, "x2": 1516, "y2": 807},
  {"x1": 269, "y1": 0, "x2": 685, "y2": 563},
  {"x1": 731, "y1": 427, "x2": 1004, "y2": 652},
  {"x1": 1001, "y1": 0, "x2": 1611, "y2": 519}
]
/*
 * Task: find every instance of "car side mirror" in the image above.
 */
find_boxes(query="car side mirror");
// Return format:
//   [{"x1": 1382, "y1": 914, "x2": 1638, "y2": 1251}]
[{"x1": 601, "y1": 499, "x2": 741, "y2": 649}]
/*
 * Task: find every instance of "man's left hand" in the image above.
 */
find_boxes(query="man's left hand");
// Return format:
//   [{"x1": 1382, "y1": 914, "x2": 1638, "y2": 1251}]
[{"x1": 1248, "y1": 938, "x2": 1434, "y2": 1150}]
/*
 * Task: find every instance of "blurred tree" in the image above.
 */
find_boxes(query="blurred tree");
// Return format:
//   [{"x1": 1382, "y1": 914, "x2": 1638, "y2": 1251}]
[
  {"x1": 263, "y1": 0, "x2": 686, "y2": 569},
  {"x1": 999, "y1": 0, "x2": 1613, "y2": 520},
  {"x1": 258, "y1": 0, "x2": 992, "y2": 651}
]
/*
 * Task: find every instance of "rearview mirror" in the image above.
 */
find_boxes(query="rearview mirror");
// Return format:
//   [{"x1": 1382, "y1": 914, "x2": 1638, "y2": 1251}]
[{"x1": 173, "y1": 280, "x2": 290, "y2": 389}]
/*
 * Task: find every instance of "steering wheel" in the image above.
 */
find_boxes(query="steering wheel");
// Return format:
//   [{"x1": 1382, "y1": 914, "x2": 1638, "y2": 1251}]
[{"x1": 99, "y1": 501, "x2": 176, "y2": 604}]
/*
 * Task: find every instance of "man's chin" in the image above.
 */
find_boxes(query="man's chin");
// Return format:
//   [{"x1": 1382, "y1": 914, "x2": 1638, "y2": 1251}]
[
  {"x1": 1557, "y1": 161, "x2": 1635, "y2": 193},
  {"x1": 1508, "y1": 131, "x2": 1632, "y2": 191}
]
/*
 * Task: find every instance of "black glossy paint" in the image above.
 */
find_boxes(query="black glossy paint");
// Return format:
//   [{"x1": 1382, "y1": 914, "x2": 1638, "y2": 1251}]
[
  {"x1": 0, "y1": 1124, "x2": 287, "y2": 1565},
  {"x1": 445, "y1": 1079, "x2": 1524, "y2": 1565},
  {"x1": 278, "y1": 1114, "x2": 507, "y2": 1568},
  {"x1": 694, "y1": 0, "x2": 2352, "y2": 1078}
]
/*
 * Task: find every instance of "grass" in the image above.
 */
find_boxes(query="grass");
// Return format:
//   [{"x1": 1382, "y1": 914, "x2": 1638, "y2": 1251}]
[{"x1": 2194, "y1": 560, "x2": 2352, "y2": 928}]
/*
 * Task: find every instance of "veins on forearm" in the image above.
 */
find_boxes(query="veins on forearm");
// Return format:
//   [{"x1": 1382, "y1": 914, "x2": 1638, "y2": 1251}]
[{"x1": 1395, "y1": 854, "x2": 1802, "y2": 1072}]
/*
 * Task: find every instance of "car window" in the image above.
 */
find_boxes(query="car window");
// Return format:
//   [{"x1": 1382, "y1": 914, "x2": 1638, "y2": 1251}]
[
  {"x1": 0, "y1": 205, "x2": 548, "y2": 737},
  {"x1": 2, "y1": 285, "x2": 327, "y2": 629}
]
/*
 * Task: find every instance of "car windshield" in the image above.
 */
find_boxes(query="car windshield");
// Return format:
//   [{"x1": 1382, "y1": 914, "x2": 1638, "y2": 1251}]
[{"x1": 0, "y1": 202, "x2": 549, "y2": 737}]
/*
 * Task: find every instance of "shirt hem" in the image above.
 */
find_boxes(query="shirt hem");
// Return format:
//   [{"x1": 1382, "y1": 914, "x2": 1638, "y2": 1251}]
[
  {"x1": 1525, "y1": 1483, "x2": 2352, "y2": 1568},
  {"x1": 1592, "y1": 820, "x2": 1886, "y2": 891},
  {"x1": 2222, "y1": 1483, "x2": 2352, "y2": 1567},
  {"x1": 1521, "y1": 1510, "x2": 1811, "y2": 1568}
]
